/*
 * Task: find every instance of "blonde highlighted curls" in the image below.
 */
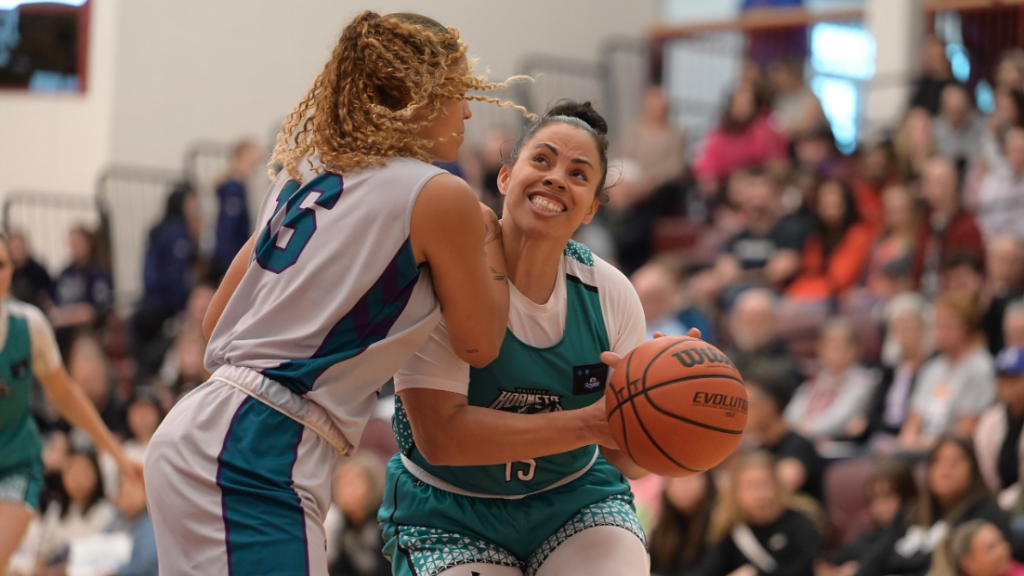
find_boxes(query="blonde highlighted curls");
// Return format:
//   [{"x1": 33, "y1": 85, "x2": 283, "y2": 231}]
[{"x1": 272, "y1": 11, "x2": 533, "y2": 180}]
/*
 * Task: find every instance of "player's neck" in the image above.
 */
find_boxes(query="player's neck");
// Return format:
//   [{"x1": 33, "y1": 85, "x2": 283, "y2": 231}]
[{"x1": 502, "y1": 223, "x2": 565, "y2": 305}]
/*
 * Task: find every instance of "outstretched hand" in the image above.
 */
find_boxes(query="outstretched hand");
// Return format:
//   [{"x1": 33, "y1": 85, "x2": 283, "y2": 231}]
[{"x1": 600, "y1": 327, "x2": 702, "y2": 369}]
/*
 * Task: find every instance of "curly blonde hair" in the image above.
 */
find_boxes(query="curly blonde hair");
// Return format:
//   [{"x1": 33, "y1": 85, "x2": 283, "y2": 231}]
[{"x1": 272, "y1": 11, "x2": 529, "y2": 180}]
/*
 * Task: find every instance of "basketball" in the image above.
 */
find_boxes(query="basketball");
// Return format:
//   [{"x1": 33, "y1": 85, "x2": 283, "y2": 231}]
[{"x1": 605, "y1": 336, "x2": 747, "y2": 477}]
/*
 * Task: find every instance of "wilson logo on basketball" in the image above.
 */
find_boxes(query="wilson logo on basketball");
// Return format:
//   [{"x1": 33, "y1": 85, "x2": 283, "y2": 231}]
[
  {"x1": 671, "y1": 347, "x2": 736, "y2": 369},
  {"x1": 692, "y1": 392, "x2": 748, "y2": 414}
]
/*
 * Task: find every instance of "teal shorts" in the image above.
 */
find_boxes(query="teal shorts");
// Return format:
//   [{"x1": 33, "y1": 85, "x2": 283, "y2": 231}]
[
  {"x1": 378, "y1": 455, "x2": 646, "y2": 576},
  {"x1": 0, "y1": 458, "x2": 43, "y2": 512}
]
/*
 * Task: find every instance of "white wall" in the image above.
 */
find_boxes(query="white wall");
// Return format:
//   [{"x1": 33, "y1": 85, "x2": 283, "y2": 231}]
[
  {"x1": 109, "y1": 0, "x2": 660, "y2": 169},
  {"x1": 0, "y1": 0, "x2": 118, "y2": 194}
]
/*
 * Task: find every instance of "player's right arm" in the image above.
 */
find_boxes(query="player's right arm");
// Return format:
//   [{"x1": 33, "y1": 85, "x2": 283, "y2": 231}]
[
  {"x1": 411, "y1": 173, "x2": 509, "y2": 368},
  {"x1": 203, "y1": 232, "x2": 256, "y2": 341}
]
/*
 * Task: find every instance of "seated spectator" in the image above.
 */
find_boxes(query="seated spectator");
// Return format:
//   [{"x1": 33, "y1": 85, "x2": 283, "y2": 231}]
[
  {"x1": 977, "y1": 128, "x2": 1024, "y2": 242},
  {"x1": 862, "y1": 185, "x2": 921, "y2": 305},
  {"x1": 793, "y1": 125, "x2": 842, "y2": 177},
  {"x1": 620, "y1": 84, "x2": 687, "y2": 195},
  {"x1": 895, "y1": 108, "x2": 937, "y2": 181},
  {"x1": 768, "y1": 59, "x2": 828, "y2": 141},
  {"x1": 854, "y1": 438, "x2": 1012, "y2": 576},
  {"x1": 913, "y1": 158, "x2": 985, "y2": 297},
  {"x1": 867, "y1": 296, "x2": 932, "y2": 444},
  {"x1": 100, "y1": 387, "x2": 164, "y2": 498},
  {"x1": 8, "y1": 230, "x2": 53, "y2": 309},
  {"x1": 901, "y1": 295, "x2": 995, "y2": 452},
  {"x1": 649, "y1": 474, "x2": 717, "y2": 576},
  {"x1": 68, "y1": 333, "x2": 127, "y2": 440},
  {"x1": 909, "y1": 35, "x2": 956, "y2": 116},
  {"x1": 1008, "y1": 303, "x2": 1024, "y2": 349},
  {"x1": 746, "y1": 377, "x2": 825, "y2": 502},
  {"x1": 975, "y1": 348, "x2": 1024, "y2": 508},
  {"x1": 49, "y1": 226, "x2": 113, "y2": 349},
  {"x1": 326, "y1": 455, "x2": 389, "y2": 576},
  {"x1": 107, "y1": 475, "x2": 158, "y2": 576},
  {"x1": 693, "y1": 85, "x2": 788, "y2": 196},
  {"x1": 978, "y1": 89, "x2": 1024, "y2": 171},
  {"x1": 942, "y1": 253, "x2": 987, "y2": 319},
  {"x1": 786, "y1": 179, "x2": 876, "y2": 302},
  {"x1": 133, "y1": 183, "x2": 203, "y2": 367},
  {"x1": 212, "y1": 140, "x2": 261, "y2": 279},
  {"x1": 928, "y1": 520, "x2": 1023, "y2": 576},
  {"x1": 697, "y1": 451, "x2": 823, "y2": 576},
  {"x1": 712, "y1": 170, "x2": 808, "y2": 299},
  {"x1": 785, "y1": 319, "x2": 877, "y2": 442},
  {"x1": 852, "y1": 140, "x2": 899, "y2": 228},
  {"x1": 158, "y1": 327, "x2": 211, "y2": 401},
  {"x1": 818, "y1": 459, "x2": 919, "y2": 576},
  {"x1": 632, "y1": 259, "x2": 713, "y2": 341},
  {"x1": 933, "y1": 84, "x2": 986, "y2": 169},
  {"x1": 984, "y1": 237, "x2": 1024, "y2": 355},
  {"x1": 996, "y1": 50, "x2": 1024, "y2": 93},
  {"x1": 725, "y1": 289, "x2": 803, "y2": 391},
  {"x1": 21, "y1": 449, "x2": 118, "y2": 571}
]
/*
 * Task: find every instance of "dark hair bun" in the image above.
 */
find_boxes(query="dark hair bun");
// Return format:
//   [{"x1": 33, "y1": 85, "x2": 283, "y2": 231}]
[{"x1": 545, "y1": 101, "x2": 608, "y2": 136}]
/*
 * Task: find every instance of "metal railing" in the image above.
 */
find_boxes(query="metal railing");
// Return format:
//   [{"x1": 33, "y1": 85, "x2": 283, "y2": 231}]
[{"x1": 2, "y1": 190, "x2": 102, "y2": 275}]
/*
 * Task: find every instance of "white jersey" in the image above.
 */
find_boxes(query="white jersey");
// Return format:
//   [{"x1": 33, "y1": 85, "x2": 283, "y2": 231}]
[
  {"x1": 395, "y1": 252, "x2": 646, "y2": 396},
  {"x1": 205, "y1": 156, "x2": 447, "y2": 454}
]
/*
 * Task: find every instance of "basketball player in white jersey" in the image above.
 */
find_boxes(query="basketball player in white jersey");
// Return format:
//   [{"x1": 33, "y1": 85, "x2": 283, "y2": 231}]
[{"x1": 144, "y1": 12, "x2": 518, "y2": 576}]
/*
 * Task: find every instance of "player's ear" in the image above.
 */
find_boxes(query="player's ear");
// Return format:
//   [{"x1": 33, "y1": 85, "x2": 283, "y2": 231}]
[{"x1": 497, "y1": 165, "x2": 511, "y2": 197}]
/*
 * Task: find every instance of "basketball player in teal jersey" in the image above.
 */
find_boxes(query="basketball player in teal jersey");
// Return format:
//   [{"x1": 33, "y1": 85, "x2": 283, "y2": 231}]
[
  {"x1": 0, "y1": 235, "x2": 143, "y2": 572},
  {"x1": 381, "y1": 102, "x2": 698, "y2": 576},
  {"x1": 145, "y1": 12, "x2": 521, "y2": 576}
]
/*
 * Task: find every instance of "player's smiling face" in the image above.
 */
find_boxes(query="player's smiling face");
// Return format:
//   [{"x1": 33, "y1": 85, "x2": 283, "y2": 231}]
[{"x1": 497, "y1": 123, "x2": 601, "y2": 239}]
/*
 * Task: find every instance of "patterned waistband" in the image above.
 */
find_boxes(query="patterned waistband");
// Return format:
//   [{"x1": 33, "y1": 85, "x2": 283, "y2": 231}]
[
  {"x1": 399, "y1": 446, "x2": 600, "y2": 500},
  {"x1": 211, "y1": 365, "x2": 353, "y2": 456}
]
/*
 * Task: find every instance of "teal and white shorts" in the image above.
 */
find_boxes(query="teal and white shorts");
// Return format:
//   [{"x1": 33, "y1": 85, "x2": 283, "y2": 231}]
[{"x1": 0, "y1": 459, "x2": 43, "y2": 512}]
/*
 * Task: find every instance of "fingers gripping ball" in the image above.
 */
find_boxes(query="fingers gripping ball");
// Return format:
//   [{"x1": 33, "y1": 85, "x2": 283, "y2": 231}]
[{"x1": 605, "y1": 337, "x2": 747, "y2": 477}]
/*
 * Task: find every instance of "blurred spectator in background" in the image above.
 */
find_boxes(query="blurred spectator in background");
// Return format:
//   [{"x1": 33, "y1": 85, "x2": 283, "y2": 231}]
[
  {"x1": 100, "y1": 387, "x2": 163, "y2": 498},
  {"x1": 698, "y1": 451, "x2": 823, "y2": 576},
  {"x1": 858, "y1": 186, "x2": 921, "y2": 309},
  {"x1": 746, "y1": 377, "x2": 825, "y2": 502},
  {"x1": 927, "y1": 520, "x2": 1023, "y2": 576},
  {"x1": 784, "y1": 319, "x2": 877, "y2": 442},
  {"x1": 983, "y1": 238, "x2": 1024, "y2": 355},
  {"x1": 895, "y1": 108, "x2": 937, "y2": 181},
  {"x1": 649, "y1": 474, "x2": 717, "y2": 576},
  {"x1": 852, "y1": 140, "x2": 898, "y2": 228},
  {"x1": 933, "y1": 84, "x2": 986, "y2": 170},
  {"x1": 1007, "y1": 303, "x2": 1024, "y2": 349},
  {"x1": 769, "y1": 59, "x2": 827, "y2": 141},
  {"x1": 693, "y1": 85, "x2": 788, "y2": 199},
  {"x1": 866, "y1": 296, "x2": 931, "y2": 444},
  {"x1": 614, "y1": 85, "x2": 687, "y2": 273},
  {"x1": 632, "y1": 258, "x2": 713, "y2": 341},
  {"x1": 211, "y1": 140, "x2": 261, "y2": 280},
  {"x1": 133, "y1": 182, "x2": 203, "y2": 365},
  {"x1": 901, "y1": 295, "x2": 995, "y2": 452},
  {"x1": 976, "y1": 128, "x2": 1024, "y2": 242},
  {"x1": 979, "y1": 90, "x2": 1024, "y2": 170},
  {"x1": 913, "y1": 158, "x2": 985, "y2": 297},
  {"x1": 855, "y1": 439, "x2": 1011, "y2": 576},
  {"x1": 8, "y1": 230, "x2": 52, "y2": 309},
  {"x1": 786, "y1": 178, "x2": 876, "y2": 303},
  {"x1": 818, "y1": 460, "x2": 919, "y2": 576},
  {"x1": 107, "y1": 475, "x2": 158, "y2": 576},
  {"x1": 726, "y1": 289, "x2": 803, "y2": 390},
  {"x1": 794, "y1": 126, "x2": 842, "y2": 177},
  {"x1": 909, "y1": 35, "x2": 957, "y2": 116},
  {"x1": 326, "y1": 455, "x2": 389, "y2": 576},
  {"x1": 18, "y1": 449, "x2": 118, "y2": 573},
  {"x1": 475, "y1": 127, "x2": 515, "y2": 216},
  {"x1": 67, "y1": 333, "x2": 126, "y2": 440},
  {"x1": 711, "y1": 171, "x2": 807, "y2": 301},
  {"x1": 49, "y1": 226, "x2": 113, "y2": 351},
  {"x1": 158, "y1": 327, "x2": 210, "y2": 401},
  {"x1": 975, "y1": 347, "x2": 1024, "y2": 509},
  {"x1": 996, "y1": 50, "x2": 1024, "y2": 93}
]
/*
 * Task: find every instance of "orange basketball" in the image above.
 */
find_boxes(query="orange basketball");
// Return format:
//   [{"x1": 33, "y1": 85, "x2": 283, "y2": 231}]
[{"x1": 605, "y1": 336, "x2": 747, "y2": 477}]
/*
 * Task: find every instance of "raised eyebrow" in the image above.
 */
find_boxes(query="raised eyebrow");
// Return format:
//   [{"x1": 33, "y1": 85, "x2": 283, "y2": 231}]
[
  {"x1": 535, "y1": 142, "x2": 558, "y2": 155},
  {"x1": 571, "y1": 158, "x2": 594, "y2": 169}
]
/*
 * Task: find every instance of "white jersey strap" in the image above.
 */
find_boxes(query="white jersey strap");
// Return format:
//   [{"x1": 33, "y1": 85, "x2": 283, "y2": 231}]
[{"x1": 731, "y1": 523, "x2": 778, "y2": 573}]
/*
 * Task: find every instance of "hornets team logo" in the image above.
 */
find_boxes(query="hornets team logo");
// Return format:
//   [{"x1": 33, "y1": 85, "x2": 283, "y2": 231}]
[{"x1": 489, "y1": 387, "x2": 564, "y2": 414}]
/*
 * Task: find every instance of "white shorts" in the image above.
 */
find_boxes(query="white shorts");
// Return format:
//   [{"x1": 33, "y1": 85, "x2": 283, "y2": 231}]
[{"x1": 145, "y1": 378, "x2": 340, "y2": 576}]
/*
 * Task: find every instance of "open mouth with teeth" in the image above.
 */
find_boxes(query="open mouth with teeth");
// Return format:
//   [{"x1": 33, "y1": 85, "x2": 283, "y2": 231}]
[{"x1": 528, "y1": 194, "x2": 566, "y2": 214}]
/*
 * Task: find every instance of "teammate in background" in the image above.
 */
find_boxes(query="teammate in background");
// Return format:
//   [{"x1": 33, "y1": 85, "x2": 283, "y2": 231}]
[
  {"x1": 145, "y1": 12, "x2": 518, "y2": 576},
  {"x1": 381, "y1": 102, "x2": 698, "y2": 576},
  {"x1": 0, "y1": 234, "x2": 142, "y2": 572}
]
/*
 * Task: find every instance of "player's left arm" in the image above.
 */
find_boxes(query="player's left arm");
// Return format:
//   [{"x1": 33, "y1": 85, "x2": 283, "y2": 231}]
[
  {"x1": 203, "y1": 232, "x2": 256, "y2": 341},
  {"x1": 26, "y1": 306, "x2": 143, "y2": 482}
]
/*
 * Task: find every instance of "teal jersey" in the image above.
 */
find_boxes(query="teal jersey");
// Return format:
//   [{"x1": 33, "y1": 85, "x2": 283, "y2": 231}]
[
  {"x1": 393, "y1": 241, "x2": 631, "y2": 497},
  {"x1": 0, "y1": 309, "x2": 38, "y2": 470}
]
